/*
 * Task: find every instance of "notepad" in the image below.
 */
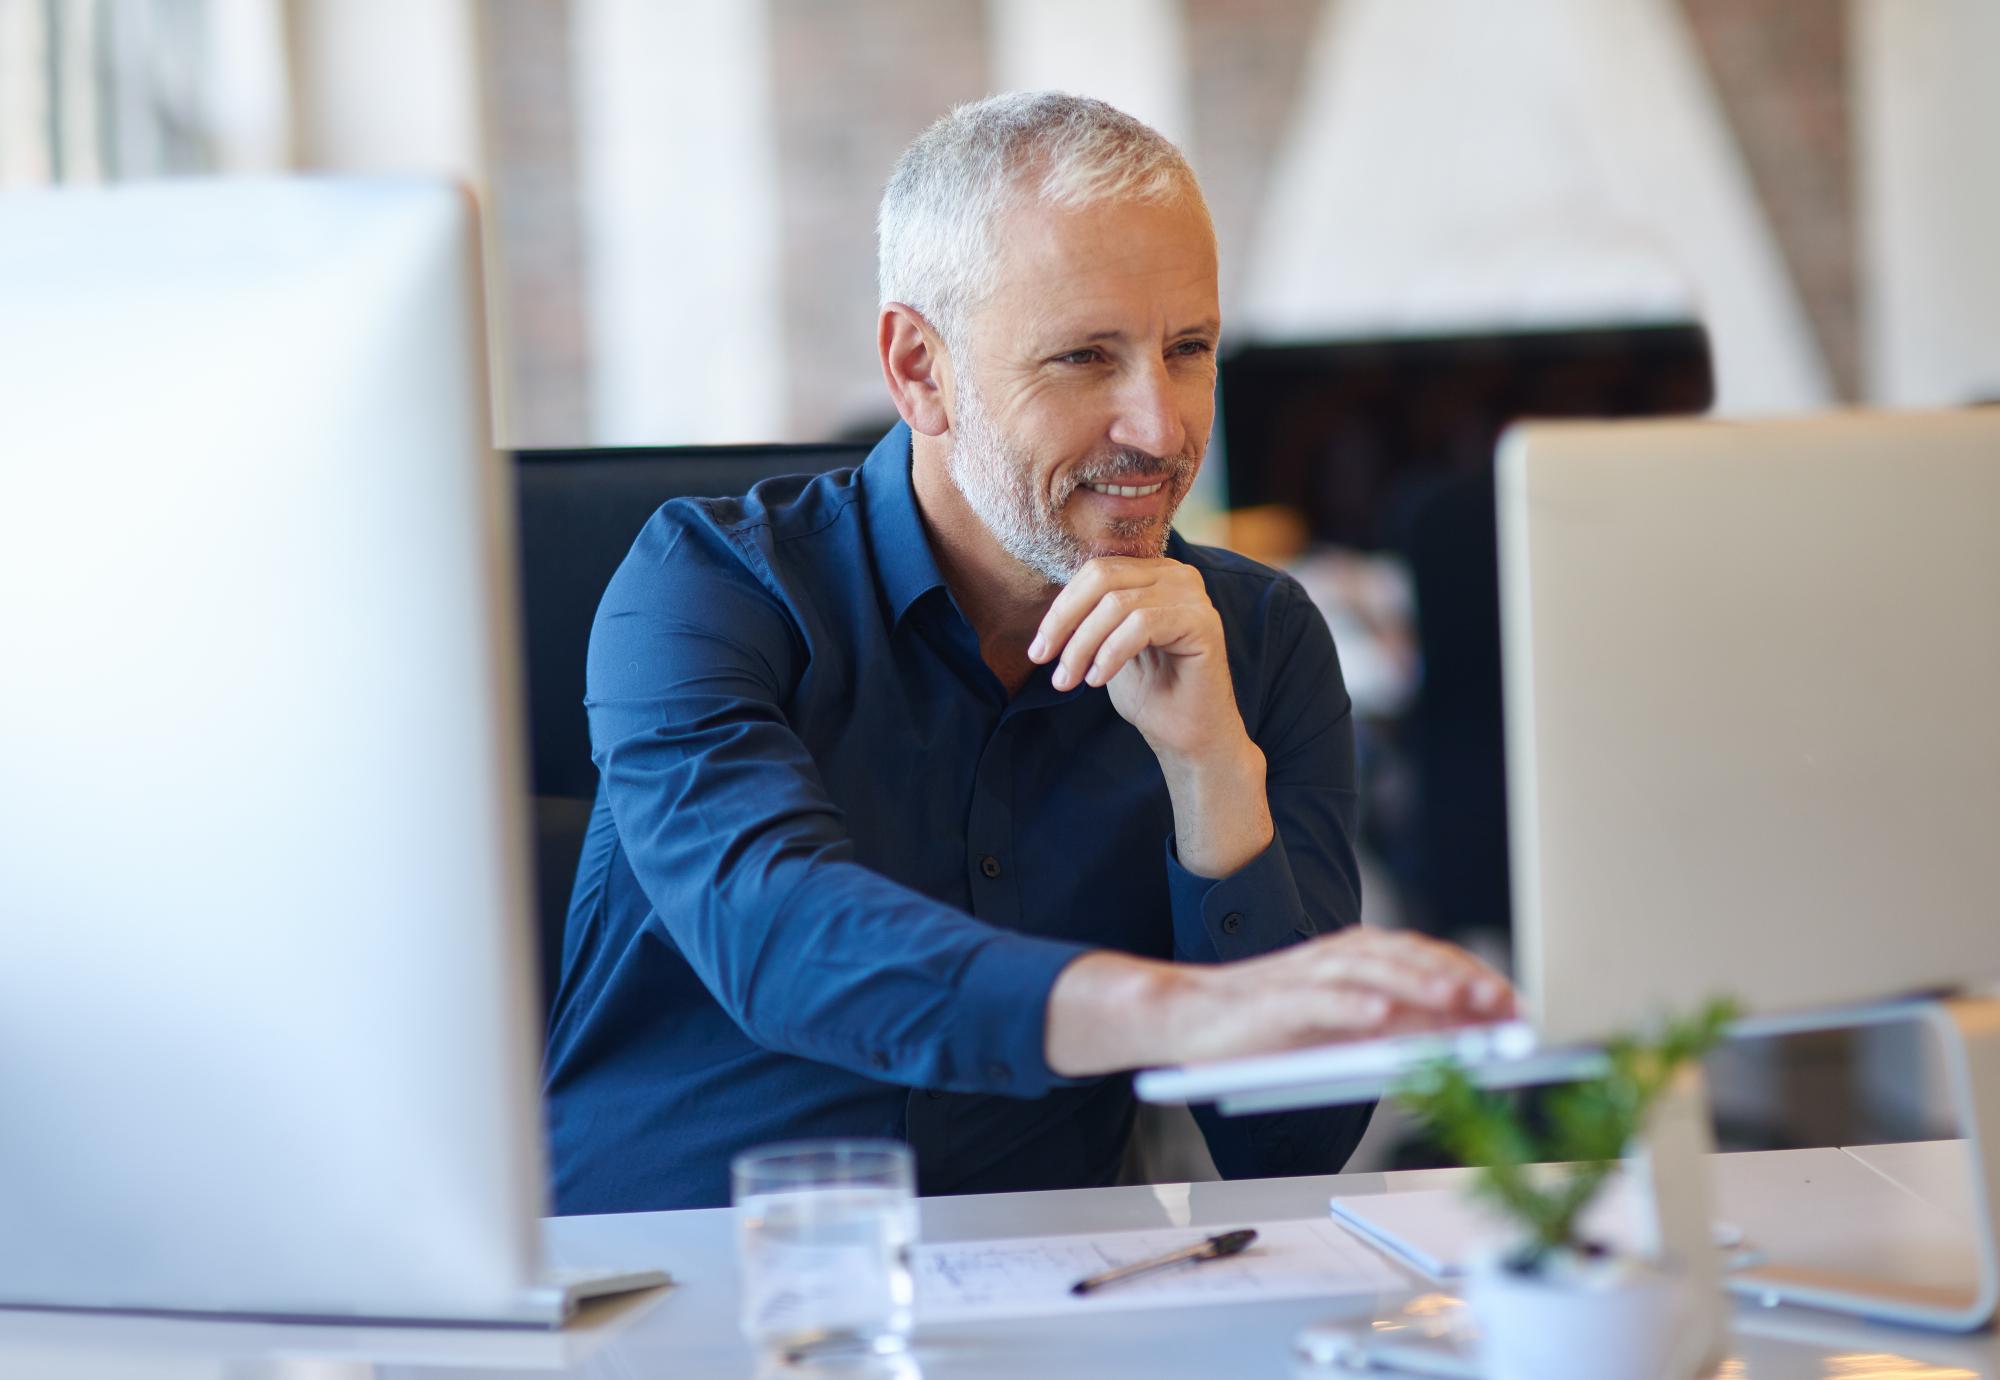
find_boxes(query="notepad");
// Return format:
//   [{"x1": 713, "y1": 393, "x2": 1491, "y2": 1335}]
[
  {"x1": 1328, "y1": 1177, "x2": 1655, "y2": 1278},
  {"x1": 912, "y1": 1216, "x2": 1410, "y2": 1323}
]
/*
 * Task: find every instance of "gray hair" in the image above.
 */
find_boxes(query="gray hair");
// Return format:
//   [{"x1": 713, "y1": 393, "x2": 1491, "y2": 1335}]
[{"x1": 877, "y1": 91, "x2": 1208, "y2": 352}]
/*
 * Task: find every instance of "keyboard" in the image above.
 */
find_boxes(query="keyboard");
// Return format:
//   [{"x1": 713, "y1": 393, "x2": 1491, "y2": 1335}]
[{"x1": 1134, "y1": 1021, "x2": 1605, "y2": 1114}]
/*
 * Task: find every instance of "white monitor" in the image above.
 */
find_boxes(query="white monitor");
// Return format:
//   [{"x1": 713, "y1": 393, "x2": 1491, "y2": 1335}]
[
  {"x1": 0, "y1": 179, "x2": 656, "y2": 1323},
  {"x1": 1501, "y1": 409, "x2": 2000, "y2": 1045}
]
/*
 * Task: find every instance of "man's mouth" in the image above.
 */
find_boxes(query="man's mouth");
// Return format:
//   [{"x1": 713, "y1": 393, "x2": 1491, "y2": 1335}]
[{"x1": 1080, "y1": 478, "x2": 1166, "y2": 499}]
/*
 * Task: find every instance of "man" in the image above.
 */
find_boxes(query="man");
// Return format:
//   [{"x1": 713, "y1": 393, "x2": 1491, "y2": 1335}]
[{"x1": 544, "y1": 92, "x2": 1509, "y2": 1213}]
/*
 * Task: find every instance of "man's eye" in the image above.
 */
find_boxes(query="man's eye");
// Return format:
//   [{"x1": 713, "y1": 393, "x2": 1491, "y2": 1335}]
[
  {"x1": 1172, "y1": 340, "x2": 1214, "y2": 358},
  {"x1": 1055, "y1": 349, "x2": 1102, "y2": 366}
]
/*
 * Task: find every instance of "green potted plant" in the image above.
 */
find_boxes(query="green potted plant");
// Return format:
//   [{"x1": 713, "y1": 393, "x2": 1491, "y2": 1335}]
[{"x1": 1396, "y1": 999, "x2": 1736, "y2": 1380}]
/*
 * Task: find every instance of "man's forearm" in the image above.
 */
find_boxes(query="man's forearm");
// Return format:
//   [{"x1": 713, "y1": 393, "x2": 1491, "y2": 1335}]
[
  {"x1": 1043, "y1": 947, "x2": 1327, "y2": 1078},
  {"x1": 1044, "y1": 950, "x2": 1196, "y2": 1077},
  {"x1": 1157, "y1": 735, "x2": 1273, "y2": 879}
]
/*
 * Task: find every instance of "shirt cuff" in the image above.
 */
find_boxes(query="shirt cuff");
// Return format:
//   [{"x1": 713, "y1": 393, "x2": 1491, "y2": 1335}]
[
  {"x1": 1164, "y1": 830, "x2": 1312, "y2": 963},
  {"x1": 945, "y1": 931, "x2": 1096, "y2": 1098}
]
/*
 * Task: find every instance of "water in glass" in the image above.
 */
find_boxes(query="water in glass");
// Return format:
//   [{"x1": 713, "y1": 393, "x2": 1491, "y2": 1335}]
[{"x1": 734, "y1": 1141, "x2": 916, "y2": 1356}]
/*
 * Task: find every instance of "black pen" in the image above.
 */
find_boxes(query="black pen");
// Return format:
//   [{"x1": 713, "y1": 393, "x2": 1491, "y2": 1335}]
[{"x1": 1069, "y1": 1228, "x2": 1259, "y2": 1296}]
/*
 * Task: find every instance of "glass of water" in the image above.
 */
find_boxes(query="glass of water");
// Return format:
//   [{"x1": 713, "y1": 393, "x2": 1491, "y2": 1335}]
[{"x1": 733, "y1": 1139, "x2": 918, "y2": 1358}]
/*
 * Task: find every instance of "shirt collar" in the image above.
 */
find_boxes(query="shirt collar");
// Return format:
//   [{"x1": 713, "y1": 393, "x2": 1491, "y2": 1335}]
[{"x1": 859, "y1": 421, "x2": 949, "y2": 626}]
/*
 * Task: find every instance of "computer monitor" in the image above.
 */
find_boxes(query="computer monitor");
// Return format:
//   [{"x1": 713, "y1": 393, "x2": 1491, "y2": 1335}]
[
  {"x1": 0, "y1": 178, "x2": 657, "y2": 1323},
  {"x1": 1141, "y1": 406, "x2": 2000, "y2": 1106},
  {"x1": 1499, "y1": 409, "x2": 2000, "y2": 1044}
]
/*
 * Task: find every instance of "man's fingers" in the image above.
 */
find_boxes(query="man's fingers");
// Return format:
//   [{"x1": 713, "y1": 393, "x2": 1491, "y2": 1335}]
[
  {"x1": 1029, "y1": 558, "x2": 1154, "y2": 665},
  {"x1": 1294, "y1": 929, "x2": 1517, "y2": 1018},
  {"x1": 1289, "y1": 986, "x2": 1475, "y2": 1042},
  {"x1": 1031, "y1": 557, "x2": 1204, "y2": 669},
  {"x1": 1050, "y1": 587, "x2": 1147, "y2": 691},
  {"x1": 1306, "y1": 952, "x2": 1482, "y2": 1012},
  {"x1": 1081, "y1": 605, "x2": 1214, "y2": 689},
  {"x1": 1302, "y1": 984, "x2": 1394, "y2": 1033}
]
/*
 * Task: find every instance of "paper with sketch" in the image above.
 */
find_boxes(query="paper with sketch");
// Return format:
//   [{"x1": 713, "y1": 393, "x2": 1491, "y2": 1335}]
[{"x1": 912, "y1": 1217, "x2": 1410, "y2": 1323}]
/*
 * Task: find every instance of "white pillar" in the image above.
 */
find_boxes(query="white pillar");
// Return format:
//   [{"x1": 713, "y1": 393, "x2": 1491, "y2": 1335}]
[
  {"x1": 205, "y1": 0, "x2": 292, "y2": 175},
  {"x1": 284, "y1": 0, "x2": 481, "y2": 178},
  {"x1": 986, "y1": 0, "x2": 1192, "y2": 152},
  {"x1": 571, "y1": 0, "x2": 786, "y2": 444},
  {"x1": 0, "y1": 0, "x2": 52, "y2": 185},
  {"x1": 1853, "y1": 0, "x2": 2000, "y2": 406}
]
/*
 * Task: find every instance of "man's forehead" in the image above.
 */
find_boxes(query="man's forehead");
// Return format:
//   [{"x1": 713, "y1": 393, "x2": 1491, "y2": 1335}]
[
  {"x1": 993, "y1": 192, "x2": 1212, "y2": 266},
  {"x1": 979, "y1": 196, "x2": 1219, "y2": 342},
  {"x1": 1020, "y1": 307, "x2": 1221, "y2": 345},
  {"x1": 1004, "y1": 273, "x2": 1220, "y2": 346}
]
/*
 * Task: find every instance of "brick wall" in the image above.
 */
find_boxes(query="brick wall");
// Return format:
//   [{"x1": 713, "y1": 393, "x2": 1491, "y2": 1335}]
[
  {"x1": 1679, "y1": 0, "x2": 1857, "y2": 401},
  {"x1": 1181, "y1": 0, "x2": 1325, "y2": 314},
  {"x1": 769, "y1": 0, "x2": 989, "y2": 440}
]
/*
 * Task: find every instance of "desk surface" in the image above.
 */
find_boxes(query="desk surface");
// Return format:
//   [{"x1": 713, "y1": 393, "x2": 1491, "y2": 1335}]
[{"x1": 3, "y1": 1144, "x2": 1995, "y2": 1378}]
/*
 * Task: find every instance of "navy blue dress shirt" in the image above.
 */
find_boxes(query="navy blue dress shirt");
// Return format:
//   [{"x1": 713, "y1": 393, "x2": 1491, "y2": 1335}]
[{"x1": 544, "y1": 423, "x2": 1373, "y2": 1213}]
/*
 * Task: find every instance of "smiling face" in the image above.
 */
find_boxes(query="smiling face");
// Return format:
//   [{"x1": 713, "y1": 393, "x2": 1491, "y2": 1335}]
[{"x1": 943, "y1": 191, "x2": 1221, "y2": 585}]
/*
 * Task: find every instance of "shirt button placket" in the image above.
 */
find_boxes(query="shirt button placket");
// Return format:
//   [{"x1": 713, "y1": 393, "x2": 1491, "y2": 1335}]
[{"x1": 967, "y1": 726, "x2": 1020, "y2": 929}]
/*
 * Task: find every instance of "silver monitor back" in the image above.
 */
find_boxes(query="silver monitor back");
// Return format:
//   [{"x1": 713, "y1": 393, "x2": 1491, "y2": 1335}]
[
  {"x1": 1500, "y1": 410, "x2": 2000, "y2": 1046},
  {"x1": 0, "y1": 179, "x2": 547, "y2": 1320}
]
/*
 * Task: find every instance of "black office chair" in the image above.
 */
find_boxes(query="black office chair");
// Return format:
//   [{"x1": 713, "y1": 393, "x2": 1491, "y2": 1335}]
[{"x1": 512, "y1": 442, "x2": 873, "y2": 1021}]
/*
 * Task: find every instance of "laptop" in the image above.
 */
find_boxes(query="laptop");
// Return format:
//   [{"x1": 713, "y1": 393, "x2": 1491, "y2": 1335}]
[
  {"x1": 0, "y1": 178, "x2": 664, "y2": 1325},
  {"x1": 1140, "y1": 408, "x2": 2000, "y2": 1113}
]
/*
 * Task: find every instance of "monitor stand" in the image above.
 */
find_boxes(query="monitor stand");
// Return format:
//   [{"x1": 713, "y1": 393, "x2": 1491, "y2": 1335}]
[
  {"x1": 1725, "y1": 995, "x2": 2000, "y2": 1332},
  {"x1": 1629, "y1": 1063, "x2": 1732, "y2": 1372}
]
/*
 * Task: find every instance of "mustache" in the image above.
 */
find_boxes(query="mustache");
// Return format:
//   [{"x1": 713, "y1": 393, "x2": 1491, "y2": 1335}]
[{"x1": 1056, "y1": 448, "x2": 1194, "y2": 505}]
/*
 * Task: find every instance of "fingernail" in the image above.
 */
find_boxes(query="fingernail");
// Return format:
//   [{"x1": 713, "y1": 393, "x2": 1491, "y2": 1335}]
[
  {"x1": 1051, "y1": 665, "x2": 1070, "y2": 690},
  {"x1": 1028, "y1": 635, "x2": 1047, "y2": 661}
]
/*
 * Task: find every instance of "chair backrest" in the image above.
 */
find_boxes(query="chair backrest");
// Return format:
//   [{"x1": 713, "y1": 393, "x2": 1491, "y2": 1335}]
[{"x1": 512, "y1": 442, "x2": 873, "y2": 1017}]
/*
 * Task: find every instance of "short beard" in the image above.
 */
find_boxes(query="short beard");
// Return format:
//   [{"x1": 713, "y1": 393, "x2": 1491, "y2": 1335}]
[{"x1": 946, "y1": 377, "x2": 1195, "y2": 585}]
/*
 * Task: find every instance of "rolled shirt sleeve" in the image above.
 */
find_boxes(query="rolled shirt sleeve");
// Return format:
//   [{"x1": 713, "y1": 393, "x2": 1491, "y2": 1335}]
[{"x1": 1164, "y1": 828, "x2": 1310, "y2": 963}]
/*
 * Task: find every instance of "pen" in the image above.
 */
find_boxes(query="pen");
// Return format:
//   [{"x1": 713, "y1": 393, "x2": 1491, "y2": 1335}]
[{"x1": 1069, "y1": 1228, "x2": 1259, "y2": 1296}]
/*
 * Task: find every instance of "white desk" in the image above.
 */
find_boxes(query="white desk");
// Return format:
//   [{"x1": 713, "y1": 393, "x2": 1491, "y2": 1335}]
[{"x1": 3, "y1": 1147, "x2": 1996, "y2": 1378}]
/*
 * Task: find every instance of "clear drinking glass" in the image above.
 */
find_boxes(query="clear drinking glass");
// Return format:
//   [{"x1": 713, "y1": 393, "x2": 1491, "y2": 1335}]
[{"x1": 733, "y1": 1139, "x2": 918, "y2": 1357}]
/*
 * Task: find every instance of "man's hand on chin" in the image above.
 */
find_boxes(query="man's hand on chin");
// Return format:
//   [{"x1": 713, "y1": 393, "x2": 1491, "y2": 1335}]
[{"x1": 1027, "y1": 554, "x2": 1273, "y2": 877}]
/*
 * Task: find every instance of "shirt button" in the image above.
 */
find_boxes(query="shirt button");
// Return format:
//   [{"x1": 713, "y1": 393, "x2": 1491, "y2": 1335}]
[
  {"x1": 869, "y1": 1051, "x2": 890, "y2": 1072},
  {"x1": 926, "y1": 1089, "x2": 946, "y2": 1101},
  {"x1": 1222, "y1": 911, "x2": 1244, "y2": 934},
  {"x1": 986, "y1": 1062, "x2": 1010, "y2": 1085},
  {"x1": 980, "y1": 854, "x2": 1002, "y2": 879}
]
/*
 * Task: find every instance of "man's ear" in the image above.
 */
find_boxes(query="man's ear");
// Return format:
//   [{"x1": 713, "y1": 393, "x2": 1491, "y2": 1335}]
[{"x1": 878, "y1": 303, "x2": 953, "y2": 437}]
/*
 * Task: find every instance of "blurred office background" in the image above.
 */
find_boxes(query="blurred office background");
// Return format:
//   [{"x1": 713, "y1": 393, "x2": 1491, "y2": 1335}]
[{"x1": 7, "y1": 0, "x2": 1997, "y2": 1167}]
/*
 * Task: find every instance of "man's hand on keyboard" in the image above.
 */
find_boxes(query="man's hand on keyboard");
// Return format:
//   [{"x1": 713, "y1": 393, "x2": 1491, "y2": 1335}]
[{"x1": 1046, "y1": 929, "x2": 1514, "y2": 1077}]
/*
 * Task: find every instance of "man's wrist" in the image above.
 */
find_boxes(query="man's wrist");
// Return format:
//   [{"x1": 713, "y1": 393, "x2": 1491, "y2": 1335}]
[
  {"x1": 1160, "y1": 736, "x2": 1272, "y2": 879},
  {"x1": 1045, "y1": 951, "x2": 1211, "y2": 1077},
  {"x1": 1155, "y1": 730, "x2": 1263, "y2": 797}
]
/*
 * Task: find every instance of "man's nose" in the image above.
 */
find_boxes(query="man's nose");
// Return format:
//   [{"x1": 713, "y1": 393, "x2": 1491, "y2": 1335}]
[{"x1": 1107, "y1": 360, "x2": 1185, "y2": 462}]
